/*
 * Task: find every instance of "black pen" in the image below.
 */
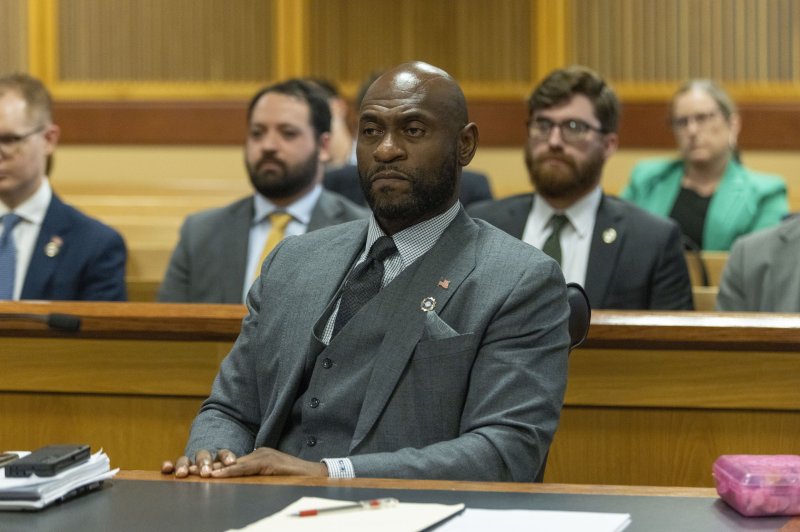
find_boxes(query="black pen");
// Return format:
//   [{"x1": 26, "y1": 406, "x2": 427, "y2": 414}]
[{"x1": 291, "y1": 497, "x2": 399, "y2": 517}]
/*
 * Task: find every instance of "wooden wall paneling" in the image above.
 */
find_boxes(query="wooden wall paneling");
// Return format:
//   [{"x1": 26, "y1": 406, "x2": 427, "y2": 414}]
[
  {"x1": 548, "y1": 407, "x2": 800, "y2": 486},
  {"x1": 307, "y1": 0, "x2": 405, "y2": 83},
  {"x1": 0, "y1": 0, "x2": 27, "y2": 73},
  {"x1": 533, "y1": 0, "x2": 568, "y2": 81},
  {"x1": 56, "y1": 0, "x2": 274, "y2": 83},
  {"x1": 0, "y1": 393, "x2": 204, "y2": 470}
]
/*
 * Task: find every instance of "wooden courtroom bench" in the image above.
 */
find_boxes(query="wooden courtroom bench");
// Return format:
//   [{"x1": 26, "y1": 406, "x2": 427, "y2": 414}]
[{"x1": 2, "y1": 302, "x2": 799, "y2": 487}]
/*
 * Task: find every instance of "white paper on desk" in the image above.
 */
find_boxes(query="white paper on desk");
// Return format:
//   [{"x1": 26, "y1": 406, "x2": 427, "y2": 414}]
[
  {"x1": 227, "y1": 496, "x2": 465, "y2": 532},
  {"x1": 435, "y1": 508, "x2": 631, "y2": 532}
]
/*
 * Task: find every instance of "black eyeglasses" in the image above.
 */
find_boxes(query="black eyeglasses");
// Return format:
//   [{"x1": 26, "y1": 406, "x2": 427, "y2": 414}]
[
  {"x1": 0, "y1": 125, "x2": 46, "y2": 156},
  {"x1": 671, "y1": 111, "x2": 720, "y2": 130},
  {"x1": 528, "y1": 118, "x2": 605, "y2": 144}
]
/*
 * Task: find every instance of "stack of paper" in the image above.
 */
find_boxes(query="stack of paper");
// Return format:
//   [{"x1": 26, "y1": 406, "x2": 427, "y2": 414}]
[
  {"x1": 228, "y1": 496, "x2": 465, "y2": 531},
  {"x1": 0, "y1": 450, "x2": 117, "y2": 510}
]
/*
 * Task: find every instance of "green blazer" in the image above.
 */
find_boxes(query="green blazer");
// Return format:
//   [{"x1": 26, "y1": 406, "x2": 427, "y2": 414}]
[{"x1": 622, "y1": 158, "x2": 788, "y2": 251}]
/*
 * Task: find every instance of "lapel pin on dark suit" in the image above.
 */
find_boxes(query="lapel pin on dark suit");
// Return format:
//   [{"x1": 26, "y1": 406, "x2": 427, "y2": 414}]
[
  {"x1": 602, "y1": 228, "x2": 617, "y2": 244},
  {"x1": 420, "y1": 296, "x2": 436, "y2": 312},
  {"x1": 44, "y1": 236, "x2": 63, "y2": 257},
  {"x1": 438, "y1": 278, "x2": 450, "y2": 289}
]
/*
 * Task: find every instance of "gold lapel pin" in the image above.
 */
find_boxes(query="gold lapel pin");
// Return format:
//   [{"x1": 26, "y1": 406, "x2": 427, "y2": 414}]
[
  {"x1": 602, "y1": 228, "x2": 617, "y2": 244},
  {"x1": 420, "y1": 296, "x2": 437, "y2": 312},
  {"x1": 44, "y1": 236, "x2": 63, "y2": 257},
  {"x1": 438, "y1": 278, "x2": 450, "y2": 289}
]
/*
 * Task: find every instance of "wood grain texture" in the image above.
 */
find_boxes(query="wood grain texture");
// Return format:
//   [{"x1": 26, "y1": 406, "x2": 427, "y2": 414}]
[
  {"x1": 3, "y1": 302, "x2": 800, "y2": 485},
  {"x1": 117, "y1": 470, "x2": 720, "y2": 497},
  {"x1": 51, "y1": 99, "x2": 800, "y2": 150}
]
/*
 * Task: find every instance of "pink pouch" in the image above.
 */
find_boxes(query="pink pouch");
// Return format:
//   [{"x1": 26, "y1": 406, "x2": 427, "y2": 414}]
[{"x1": 713, "y1": 455, "x2": 800, "y2": 516}]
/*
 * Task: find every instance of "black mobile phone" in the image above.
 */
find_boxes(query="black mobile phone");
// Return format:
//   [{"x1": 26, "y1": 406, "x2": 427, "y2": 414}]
[
  {"x1": 4, "y1": 445, "x2": 90, "y2": 478},
  {"x1": 0, "y1": 452, "x2": 19, "y2": 468}
]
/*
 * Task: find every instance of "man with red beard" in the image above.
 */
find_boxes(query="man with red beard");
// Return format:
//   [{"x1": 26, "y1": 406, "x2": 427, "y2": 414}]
[
  {"x1": 159, "y1": 79, "x2": 367, "y2": 303},
  {"x1": 469, "y1": 66, "x2": 692, "y2": 310}
]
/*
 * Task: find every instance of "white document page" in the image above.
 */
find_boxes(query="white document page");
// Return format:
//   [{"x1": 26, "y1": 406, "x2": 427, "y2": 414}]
[
  {"x1": 436, "y1": 508, "x2": 631, "y2": 531},
  {"x1": 228, "y1": 496, "x2": 465, "y2": 532}
]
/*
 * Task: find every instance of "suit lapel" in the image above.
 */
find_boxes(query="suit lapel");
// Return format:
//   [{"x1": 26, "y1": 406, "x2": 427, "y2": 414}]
[
  {"x1": 497, "y1": 195, "x2": 532, "y2": 239},
  {"x1": 584, "y1": 195, "x2": 625, "y2": 308},
  {"x1": 350, "y1": 211, "x2": 478, "y2": 450},
  {"x1": 21, "y1": 196, "x2": 71, "y2": 299},
  {"x1": 308, "y1": 190, "x2": 342, "y2": 232},
  {"x1": 221, "y1": 198, "x2": 253, "y2": 303}
]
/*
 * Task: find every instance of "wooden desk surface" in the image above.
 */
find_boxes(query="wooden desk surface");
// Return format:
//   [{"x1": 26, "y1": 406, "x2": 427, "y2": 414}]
[
  {"x1": 1, "y1": 471, "x2": 796, "y2": 532},
  {"x1": 117, "y1": 470, "x2": 719, "y2": 497}
]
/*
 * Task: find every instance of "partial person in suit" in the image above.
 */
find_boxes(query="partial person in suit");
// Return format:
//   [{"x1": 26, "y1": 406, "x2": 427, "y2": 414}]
[
  {"x1": 622, "y1": 80, "x2": 787, "y2": 251},
  {"x1": 158, "y1": 79, "x2": 368, "y2": 304},
  {"x1": 162, "y1": 61, "x2": 570, "y2": 482},
  {"x1": 323, "y1": 70, "x2": 494, "y2": 206},
  {"x1": 0, "y1": 73, "x2": 126, "y2": 301},
  {"x1": 716, "y1": 215, "x2": 800, "y2": 312},
  {"x1": 468, "y1": 66, "x2": 693, "y2": 310}
]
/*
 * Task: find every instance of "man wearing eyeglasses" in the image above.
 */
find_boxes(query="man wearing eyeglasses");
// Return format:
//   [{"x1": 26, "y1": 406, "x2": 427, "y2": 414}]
[
  {"x1": 469, "y1": 66, "x2": 692, "y2": 310},
  {"x1": 0, "y1": 73, "x2": 126, "y2": 301}
]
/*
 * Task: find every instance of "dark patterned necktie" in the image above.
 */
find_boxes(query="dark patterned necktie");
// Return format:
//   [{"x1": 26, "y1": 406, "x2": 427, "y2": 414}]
[
  {"x1": 542, "y1": 214, "x2": 569, "y2": 265},
  {"x1": 0, "y1": 213, "x2": 23, "y2": 300},
  {"x1": 332, "y1": 236, "x2": 397, "y2": 336}
]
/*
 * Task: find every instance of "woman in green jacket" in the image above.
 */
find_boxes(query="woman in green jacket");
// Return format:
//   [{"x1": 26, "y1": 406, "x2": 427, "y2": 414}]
[{"x1": 622, "y1": 80, "x2": 787, "y2": 251}]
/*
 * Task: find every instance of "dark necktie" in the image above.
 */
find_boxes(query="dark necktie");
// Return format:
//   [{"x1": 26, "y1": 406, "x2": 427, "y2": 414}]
[
  {"x1": 332, "y1": 236, "x2": 397, "y2": 336},
  {"x1": 542, "y1": 214, "x2": 569, "y2": 265},
  {"x1": 0, "y1": 213, "x2": 23, "y2": 300}
]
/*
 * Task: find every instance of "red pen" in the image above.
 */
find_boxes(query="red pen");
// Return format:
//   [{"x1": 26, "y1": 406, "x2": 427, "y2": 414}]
[{"x1": 292, "y1": 497, "x2": 399, "y2": 517}]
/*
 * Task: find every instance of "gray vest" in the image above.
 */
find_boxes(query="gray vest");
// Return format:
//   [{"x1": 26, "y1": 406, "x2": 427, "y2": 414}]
[{"x1": 277, "y1": 257, "x2": 424, "y2": 460}]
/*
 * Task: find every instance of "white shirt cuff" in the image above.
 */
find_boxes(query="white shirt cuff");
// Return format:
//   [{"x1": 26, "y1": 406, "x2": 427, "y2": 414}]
[{"x1": 322, "y1": 457, "x2": 355, "y2": 478}]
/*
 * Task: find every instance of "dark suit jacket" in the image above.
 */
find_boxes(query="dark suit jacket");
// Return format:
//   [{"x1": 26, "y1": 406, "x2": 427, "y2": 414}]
[
  {"x1": 158, "y1": 189, "x2": 368, "y2": 303},
  {"x1": 20, "y1": 194, "x2": 127, "y2": 301},
  {"x1": 468, "y1": 193, "x2": 693, "y2": 310},
  {"x1": 185, "y1": 209, "x2": 570, "y2": 481},
  {"x1": 324, "y1": 164, "x2": 493, "y2": 207}
]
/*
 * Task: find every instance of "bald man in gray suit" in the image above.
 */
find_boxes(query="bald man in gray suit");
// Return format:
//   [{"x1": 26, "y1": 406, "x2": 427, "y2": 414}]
[{"x1": 163, "y1": 62, "x2": 569, "y2": 483}]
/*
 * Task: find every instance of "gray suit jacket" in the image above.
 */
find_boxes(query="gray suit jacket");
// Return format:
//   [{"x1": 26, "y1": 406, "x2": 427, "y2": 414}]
[
  {"x1": 185, "y1": 209, "x2": 570, "y2": 482},
  {"x1": 717, "y1": 216, "x2": 800, "y2": 312},
  {"x1": 468, "y1": 193, "x2": 694, "y2": 310},
  {"x1": 158, "y1": 189, "x2": 368, "y2": 303}
]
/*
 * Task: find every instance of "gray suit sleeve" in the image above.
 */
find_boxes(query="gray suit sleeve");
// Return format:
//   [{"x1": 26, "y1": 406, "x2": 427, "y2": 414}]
[
  {"x1": 349, "y1": 258, "x2": 570, "y2": 482},
  {"x1": 716, "y1": 240, "x2": 747, "y2": 311},
  {"x1": 157, "y1": 219, "x2": 193, "y2": 302},
  {"x1": 183, "y1": 274, "x2": 268, "y2": 458}
]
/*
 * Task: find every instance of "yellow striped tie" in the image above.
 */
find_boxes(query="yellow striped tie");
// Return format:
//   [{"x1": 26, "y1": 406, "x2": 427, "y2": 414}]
[{"x1": 254, "y1": 212, "x2": 293, "y2": 279}]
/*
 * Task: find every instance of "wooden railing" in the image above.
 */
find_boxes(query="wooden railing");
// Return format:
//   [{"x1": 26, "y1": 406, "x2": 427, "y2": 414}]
[{"x1": 2, "y1": 302, "x2": 798, "y2": 486}]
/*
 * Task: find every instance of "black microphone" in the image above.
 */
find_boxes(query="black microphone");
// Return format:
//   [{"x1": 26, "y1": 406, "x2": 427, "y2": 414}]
[{"x1": 0, "y1": 313, "x2": 82, "y2": 332}]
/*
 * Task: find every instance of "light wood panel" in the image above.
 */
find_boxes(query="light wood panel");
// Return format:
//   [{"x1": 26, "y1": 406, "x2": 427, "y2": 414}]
[
  {"x1": 0, "y1": 0, "x2": 27, "y2": 72},
  {"x1": 3, "y1": 303, "x2": 800, "y2": 485},
  {"x1": 57, "y1": 0, "x2": 274, "y2": 82},
  {"x1": 571, "y1": 0, "x2": 800, "y2": 84}
]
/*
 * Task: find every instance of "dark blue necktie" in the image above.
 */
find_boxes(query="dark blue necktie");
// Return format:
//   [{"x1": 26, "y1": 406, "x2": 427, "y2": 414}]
[
  {"x1": 0, "y1": 213, "x2": 23, "y2": 300},
  {"x1": 332, "y1": 236, "x2": 397, "y2": 336}
]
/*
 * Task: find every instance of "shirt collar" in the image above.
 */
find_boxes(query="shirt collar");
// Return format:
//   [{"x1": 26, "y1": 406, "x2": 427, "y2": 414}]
[
  {"x1": 1, "y1": 177, "x2": 52, "y2": 224},
  {"x1": 364, "y1": 201, "x2": 461, "y2": 267},
  {"x1": 252, "y1": 184, "x2": 322, "y2": 225},
  {"x1": 533, "y1": 186, "x2": 602, "y2": 238}
]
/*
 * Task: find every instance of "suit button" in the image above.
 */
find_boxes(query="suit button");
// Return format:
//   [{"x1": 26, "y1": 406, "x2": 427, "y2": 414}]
[
  {"x1": 306, "y1": 436, "x2": 317, "y2": 447},
  {"x1": 322, "y1": 358, "x2": 333, "y2": 369},
  {"x1": 310, "y1": 397, "x2": 320, "y2": 408}
]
